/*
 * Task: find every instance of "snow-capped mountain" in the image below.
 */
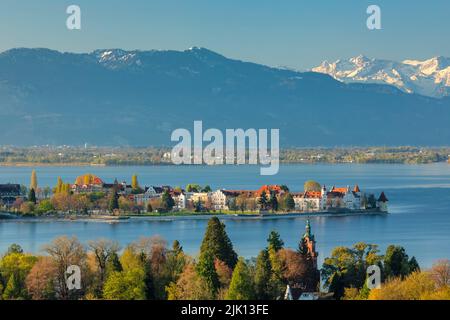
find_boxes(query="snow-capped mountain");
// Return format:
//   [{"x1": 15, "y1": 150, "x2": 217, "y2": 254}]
[
  {"x1": 312, "y1": 55, "x2": 450, "y2": 98},
  {"x1": 1, "y1": 47, "x2": 450, "y2": 146}
]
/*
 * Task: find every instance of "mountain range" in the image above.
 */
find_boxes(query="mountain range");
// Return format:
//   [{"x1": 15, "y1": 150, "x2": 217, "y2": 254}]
[
  {"x1": 312, "y1": 55, "x2": 450, "y2": 98},
  {"x1": 0, "y1": 47, "x2": 450, "y2": 146}
]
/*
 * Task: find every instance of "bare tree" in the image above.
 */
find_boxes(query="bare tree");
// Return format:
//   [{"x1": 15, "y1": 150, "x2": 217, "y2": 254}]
[
  {"x1": 430, "y1": 259, "x2": 450, "y2": 287},
  {"x1": 88, "y1": 239, "x2": 120, "y2": 284},
  {"x1": 44, "y1": 236, "x2": 87, "y2": 299}
]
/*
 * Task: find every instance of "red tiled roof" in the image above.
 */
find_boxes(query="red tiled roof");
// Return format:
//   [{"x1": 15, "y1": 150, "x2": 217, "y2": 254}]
[
  {"x1": 330, "y1": 186, "x2": 348, "y2": 194},
  {"x1": 256, "y1": 185, "x2": 282, "y2": 196}
]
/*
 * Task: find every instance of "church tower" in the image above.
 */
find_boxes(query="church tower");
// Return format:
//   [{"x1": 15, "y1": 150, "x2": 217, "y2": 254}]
[{"x1": 299, "y1": 219, "x2": 318, "y2": 269}]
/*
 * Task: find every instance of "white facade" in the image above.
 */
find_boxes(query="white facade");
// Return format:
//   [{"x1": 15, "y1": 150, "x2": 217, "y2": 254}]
[{"x1": 209, "y1": 190, "x2": 228, "y2": 210}]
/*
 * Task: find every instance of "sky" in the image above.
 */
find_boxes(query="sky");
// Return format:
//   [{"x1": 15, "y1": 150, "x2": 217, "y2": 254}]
[{"x1": 1, "y1": 0, "x2": 449, "y2": 70}]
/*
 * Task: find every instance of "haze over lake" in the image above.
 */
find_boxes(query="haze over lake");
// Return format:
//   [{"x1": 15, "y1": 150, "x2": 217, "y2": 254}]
[{"x1": 1, "y1": 163, "x2": 449, "y2": 268}]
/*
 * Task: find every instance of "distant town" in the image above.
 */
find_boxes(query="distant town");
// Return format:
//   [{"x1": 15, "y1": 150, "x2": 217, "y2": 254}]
[
  {"x1": 0, "y1": 146, "x2": 449, "y2": 166},
  {"x1": 0, "y1": 171, "x2": 388, "y2": 218}
]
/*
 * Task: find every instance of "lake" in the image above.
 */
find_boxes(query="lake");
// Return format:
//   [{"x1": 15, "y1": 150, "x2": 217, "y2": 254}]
[{"x1": 0, "y1": 163, "x2": 449, "y2": 268}]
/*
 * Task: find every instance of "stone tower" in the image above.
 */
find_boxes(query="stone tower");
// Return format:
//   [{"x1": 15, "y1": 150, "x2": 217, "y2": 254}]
[{"x1": 300, "y1": 219, "x2": 318, "y2": 269}]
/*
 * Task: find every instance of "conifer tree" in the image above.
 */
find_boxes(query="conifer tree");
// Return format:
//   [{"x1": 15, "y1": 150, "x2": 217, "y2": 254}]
[
  {"x1": 267, "y1": 230, "x2": 284, "y2": 252},
  {"x1": 284, "y1": 193, "x2": 295, "y2": 211},
  {"x1": 269, "y1": 192, "x2": 278, "y2": 212},
  {"x1": 258, "y1": 190, "x2": 268, "y2": 210},
  {"x1": 255, "y1": 250, "x2": 274, "y2": 299},
  {"x1": 196, "y1": 250, "x2": 220, "y2": 295},
  {"x1": 226, "y1": 258, "x2": 255, "y2": 300},
  {"x1": 2, "y1": 274, "x2": 20, "y2": 300},
  {"x1": 28, "y1": 188, "x2": 37, "y2": 204},
  {"x1": 199, "y1": 217, "x2": 238, "y2": 268},
  {"x1": 109, "y1": 190, "x2": 119, "y2": 213},
  {"x1": 161, "y1": 190, "x2": 175, "y2": 211}
]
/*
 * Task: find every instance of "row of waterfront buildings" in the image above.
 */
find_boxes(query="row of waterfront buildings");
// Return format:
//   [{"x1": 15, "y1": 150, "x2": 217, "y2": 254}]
[{"x1": 0, "y1": 174, "x2": 389, "y2": 213}]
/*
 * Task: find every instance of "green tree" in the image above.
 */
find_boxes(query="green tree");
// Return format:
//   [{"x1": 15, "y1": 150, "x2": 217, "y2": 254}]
[
  {"x1": 269, "y1": 192, "x2": 278, "y2": 212},
  {"x1": 2, "y1": 274, "x2": 20, "y2": 300},
  {"x1": 254, "y1": 250, "x2": 276, "y2": 299},
  {"x1": 199, "y1": 217, "x2": 238, "y2": 268},
  {"x1": 267, "y1": 230, "x2": 284, "y2": 252},
  {"x1": 103, "y1": 269, "x2": 146, "y2": 300},
  {"x1": 284, "y1": 193, "x2": 295, "y2": 211},
  {"x1": 172, "y1": 240, "x2": 183, "y2": 254},
  {"x1": 384, "y1": 245, "x2": 419, "y2": 279},
  {"x1": 226, "y1": 258, "x2": 255, "y2": 300},
  {"x1": 196, "y1": 251, "x2": 220, "y2": 295},
  {"x1": 367, "y1": 194, "x2": 377, "y2": 208},
  {"x1": 227, "y1": 197, "x2": 238, "y2": 212},
  {"x1": 30, "y1": 169, "x2": 38, "y2": 191},
  {"x1": 36, "y1": 199, "x2": 54, "y2": 214},
  {"x1": 186, "y1": 184, "x2": 201, "y2": 192},
  {"x1": 106, "y1": 251, "x2": 123, "y2": 277},
  {"x1": 28, "y1": 188, "x2": 37, "y2": 205},
  {"x1": 108, "y1": 190, "x2": 119, "y2": 213},
  {"x1": 0, "y1": 251, "x2": 37, "y2": 299},
  {"x1": 161, "y1": 190, "x2": 175, "y2": 211},
  {"x1": 258, "y1": 191, "x2": 268, "y2": 210},
  {"x1": 6, "y1": 244, "x2": 23, "y2": 255},
  {"x1": 304, "y1": 180, "x2": 321, "y2": 192},
  {"x1": 201, "y1": 185, "x2": 212, "y2": 192},
  {"x1": 321, "y1": 242, "x2": 383, "y2": 299}
]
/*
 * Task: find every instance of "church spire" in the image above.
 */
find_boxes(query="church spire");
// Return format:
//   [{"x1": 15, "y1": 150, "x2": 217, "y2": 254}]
[{"x1": 303, "y1": 219, "x2": 314, "y2": 240}]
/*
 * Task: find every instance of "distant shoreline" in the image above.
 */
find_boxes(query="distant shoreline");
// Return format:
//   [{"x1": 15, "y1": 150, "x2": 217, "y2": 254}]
[
  {"x1": 0, "y1": 163, "x2": 106, "y2": 167},
  {"x1": 0, "y1": 161, "x2": 448, "y2": 167}
]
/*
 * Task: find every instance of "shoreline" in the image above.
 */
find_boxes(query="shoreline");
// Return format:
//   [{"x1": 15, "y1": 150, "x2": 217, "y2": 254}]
[
  {"x1": 0, "y1": 209, "x2": 387, "y2": 222},
  {"x1": 0, "y1": 162, "x2": 448, "y2": 167}
]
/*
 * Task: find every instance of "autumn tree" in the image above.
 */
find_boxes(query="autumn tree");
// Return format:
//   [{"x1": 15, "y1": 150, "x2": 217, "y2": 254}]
[
  {"x1": 368, "y1": 271, "x2": 445, "y2": 300},
  {"x1": 236, "y1": 195, "x2": 248, "y2": 213},
  {"x1": 88, "y1": 239, "x2": 120, "y2": 295},
  {"x1": 25, "y1": 257, "x2": 57, "y2": 300},
  {"x1": 304, "y1": 180, "x2": 321, "y2": 192},
  {"x1": 430, "y1": 259, "x2": 450, "y2": 288},
  {"x1": 0, "y1": 246, "x2": 37, "y2": 299},
  {"x1": 321, "y1": 242, "x2": 383, "y2": 299},
  {"x1": 44, "y1": 236, "x2": 87, "y2": 299},
  {"x1": 166, "y1": 264, "x2": 215, "y2": 300},
  {"x1": 30, "y1": 169, "x2": 38, "y2": 191}
]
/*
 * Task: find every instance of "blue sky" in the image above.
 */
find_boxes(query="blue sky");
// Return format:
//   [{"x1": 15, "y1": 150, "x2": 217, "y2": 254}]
[{"x1": 1, "y1": 0, "x2": 449, "y2": 69}]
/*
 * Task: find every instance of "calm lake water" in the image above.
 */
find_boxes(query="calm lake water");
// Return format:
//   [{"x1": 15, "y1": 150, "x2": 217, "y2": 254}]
[{"x1": 0, "y1": 163, "x2": 449, "y2": 268}]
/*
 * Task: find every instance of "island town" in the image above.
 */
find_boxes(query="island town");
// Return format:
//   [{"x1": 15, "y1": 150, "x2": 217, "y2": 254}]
[{"x1": 0, "y1": 171, "x2": 388, "y2": 217}]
